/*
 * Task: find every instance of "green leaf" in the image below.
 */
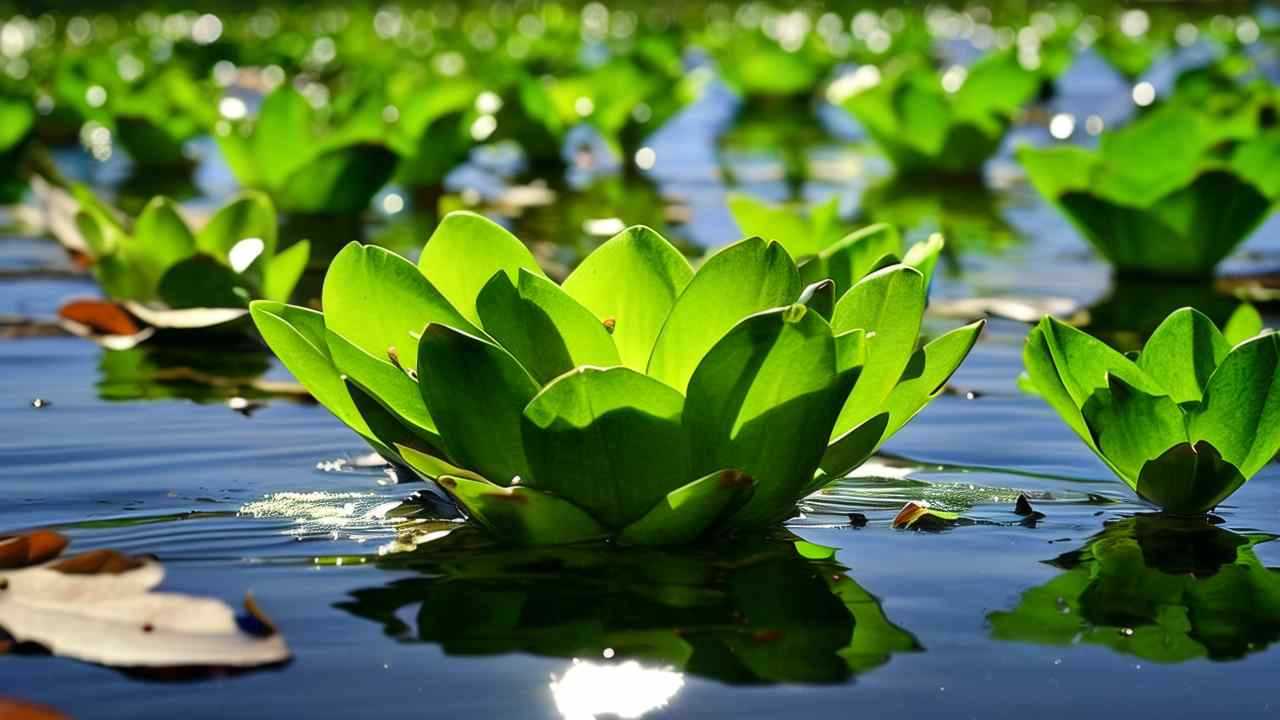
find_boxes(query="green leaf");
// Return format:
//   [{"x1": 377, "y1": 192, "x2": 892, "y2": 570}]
[
  {"x1": 1223, "y1": 303, "x2": 1264, "y2": 346},
  {"x1": 325, "y1": 329, "x2": 439, "y2": 444},
  {"x1": 727, "y1": 192, "x2": 824, "y2": 259},
  {"x1": 648, "y1": 237, "x2": 801, "y2": 392},
  {"x1": 158, "y1": 255, "x2": 252, "y2": 309},
  {"x1": 562, "y1": 225, "x2": 693, "y2": 371},
  {"x1": 437, "y1": 475, "x2": 608, "y2": 546},
  {"x1": 253, "y1": 86, "x2": 313, "y2": 189},
  {"x1": 417, "y1": 324, "x2": 539, "y2": 485},
  {"x1": 419, "y1": 211, "x2": 546, "y2": 327},
  {"x1": 830, "y1": 265, "x2": 925, "y2": 437},
  {"x1": 262, "y1": 240, "x2": 310, "y2": 303},
  {"x1": 1082, "y1": 374, "x2": 1188, "y2": 485},
  {"x1": 476, "y1": 269, "x2": 620, "y2": 383},
  {"x1": 1137, "y1": 308, "x2": 1231, "y2": 404},
  {"x1": 249, "y1": 301, "x2": 376, "y2": 443},
  {"x1": 1190, "y1": 333, "x2": 1280, "y2": 478},
  {"x1": 797, "y1": 280, "x2": 835, "y2": 320},
  {"x1": 798, "y1": 223, "x2": 902, "y2": 299},
  {"x1": 1017, "y1": 145, "x2": 1097, "y2": 200},
  {"x1": 1035, "y1": 316, "x2": 1164, "y2": 410},
  {"x1": 902, "y1": 233, "x2": 945, "y2": 289},
  {"x1": 395, "y1": 443, "x2": 485, "y2": 482},
  {"x1": 521, "y1": 367, "x2": 690, "y2": 529},
  {"x1": 323, "y1": 242, "x2": 473, "y2": 372},
  {"x1": 683, "y1": 305, "x2": 851, "y2": 527},
  {"x1": 1023, "y1": 320, "x2": 1096, "y2": 447},
  {"x1": 195, "y1": 191, "x2": 277, "y2": 264},
  {"x1": 275, "y1": 143, "x2": 398, "y2": 214},
  {"x1": 880, "y1": 320, "x2": 985, "y2": 442},
  {"x1": 1135, "y1": 441, "x2": 1246, "y2": 514},
  {"x1": 133, "y1": 197, "x2": 196, "y2": 290},
  {"x1": 619, "y1": 469, "x2": 754, "y2": 546},
  {"x1": 820, "y1": 413, "x2": 890, "y2": 479},
  {"x1": 345, "y1": 379, "x2": 431, "y2": 458}
]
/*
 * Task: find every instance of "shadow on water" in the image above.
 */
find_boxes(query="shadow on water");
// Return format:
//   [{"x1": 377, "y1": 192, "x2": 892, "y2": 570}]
[
  {"x1": 334, "y1": 528, "x2": 920, "y2": 685},
  {"x1": 989, "y1": 515, "x2": 1280, "y2": 662}
]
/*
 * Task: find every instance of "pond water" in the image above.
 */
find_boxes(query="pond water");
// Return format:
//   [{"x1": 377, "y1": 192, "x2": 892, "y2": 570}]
[{"x1": 4, "y1": 41, "x2": 1280, "y2": 719}]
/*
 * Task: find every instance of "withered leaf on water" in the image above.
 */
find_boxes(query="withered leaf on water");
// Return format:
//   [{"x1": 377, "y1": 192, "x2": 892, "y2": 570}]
[{"x1": 0, "y1": 530, "x2": 289, "y2": 675}]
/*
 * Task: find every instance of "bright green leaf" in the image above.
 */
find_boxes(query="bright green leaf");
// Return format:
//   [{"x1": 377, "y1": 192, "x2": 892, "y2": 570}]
[
  {"x1": 521, "y1": 367, "x2": 690, "y2": 529},
  {"x1": 419, "y1": 211, "x2": 546, "y2": 326},
  {"x1": 323, "y1": 242, "x2": 473, "y2": 372},
  {"x1": 417, "y1": 324, "x2": 539, "y2": 485},
  {"x1": 561, "y1": 225, "x2": 693, "y2": 371},
  {"x1": 648, "y1": 237, "x2": 801, "y2": 392},
  {"x1": 476, "y1": 269, "x2": 620, "y2": 383}
]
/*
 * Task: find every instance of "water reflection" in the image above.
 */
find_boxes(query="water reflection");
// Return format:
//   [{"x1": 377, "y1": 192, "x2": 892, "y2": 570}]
[
  {"x1": 96, "y1": 344, "x2": 305, "y2": 404},
  {"x1": 1084, "y1": 276, "x2": 1243, "y2": 349},
  {"x1": 990, "y1": 515, "x2": 1280, "y2": 662},
  {"x1": 858, "y1": 174, "x2": 1017, "y2": 252},
  {"x1": 336, "y1": 530, "x2": 919, "y2": 687}
]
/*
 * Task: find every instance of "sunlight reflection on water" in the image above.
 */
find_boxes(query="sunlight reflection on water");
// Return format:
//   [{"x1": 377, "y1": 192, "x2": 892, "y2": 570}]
[{"x1": 551, "y1": 659, "x2": 685, "y2": 720}]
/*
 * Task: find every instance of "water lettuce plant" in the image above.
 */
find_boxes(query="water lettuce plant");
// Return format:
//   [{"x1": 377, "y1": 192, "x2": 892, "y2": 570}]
[
  {"x1": 251, "y1": 211, "x2": 982, "y2": 545},
  {"x1": 216, "y1": 85, "x2": 397, "y2": 214},
  {"x1": 59, "y1": 63, "x2": 214, "y2": 168},
  {"x1": 726, "y1": 192, "x2": 944, "y2": 295},
  {"x1": 1024, "y1": 308, "x2": 1279, "y2": 514},
  {"x1": 72, "y1": 189, "x2": 308, "y2": 319},
  {"x1": 1020, "y1": 105, "x2": 1279, "y2": 277},
  {"x1": 838, "y1": 51, "x2": 1039, "y2": 175},
  {"x1": 990, "y1": 515, "x2": 1280, "y2": 662}
]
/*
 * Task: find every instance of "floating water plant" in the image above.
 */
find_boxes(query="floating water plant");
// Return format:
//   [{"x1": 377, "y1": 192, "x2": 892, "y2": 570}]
[
  {"x1": 836, "y1": 51, "x2": 1039, "y2": 175},
  {"x1": 55, "y1": 58, "x2": 214, "y2": 168},
  {"x1": 726, "y1": 193, "x2": 943, "y2": 295},
  {"x1": 215, "y1": 85, "x2": 398, "y2": 214},
  {"x1": 1019, "y1": 105, "x2": 1279, "y2": 277},
  {"x1": 1023, "y1": 308, "x2": 1278, "y2": 514},
  {"x1": 64, "y1": 189, "x2": 308, "y2": 333},
  {"x1": 252, "y1": 211, "x2": 982, "y2": 545}
]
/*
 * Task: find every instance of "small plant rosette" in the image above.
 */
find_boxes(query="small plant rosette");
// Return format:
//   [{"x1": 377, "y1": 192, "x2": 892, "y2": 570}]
[{"x1": 1024, "y1": 307, "x2": 1279, "y2": 515}]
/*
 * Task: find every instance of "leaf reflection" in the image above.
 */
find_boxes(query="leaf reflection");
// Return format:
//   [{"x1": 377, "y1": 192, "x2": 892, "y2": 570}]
[
  {"x1": 333, "y1": 529, "x2": 920, "y2": 685},
  {"x1": 989, "y1": 515, "x2": 1280, "y2": 662}
]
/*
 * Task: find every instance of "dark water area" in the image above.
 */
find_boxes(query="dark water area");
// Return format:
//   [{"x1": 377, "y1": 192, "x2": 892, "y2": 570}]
[{"x1": 4, "y1": 28, "x2": 1280, "y2": 720}]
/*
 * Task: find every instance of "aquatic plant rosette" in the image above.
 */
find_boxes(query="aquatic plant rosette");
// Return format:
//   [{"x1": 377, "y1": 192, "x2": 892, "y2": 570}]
[
  {"x1": 1019, "y1": 105, "x2": 1279, "y2": 277},
  {"x1": 60, "y1": 188, "x2": 308, "y2": 337},
  {"x1": 1023, "y1": 308, "x2": 1279, "y2": 514},
  {"x1": 252, "y1": 211, "x2": 982, "y2": 546}
]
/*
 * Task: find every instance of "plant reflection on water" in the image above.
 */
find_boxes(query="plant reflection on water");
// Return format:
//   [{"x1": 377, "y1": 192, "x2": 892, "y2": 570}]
[
  {"x1": 990, "y1": 515, "x2": 1280, "y2": 663},
  {"x1": 333, "y1": 528, "x2": 920, "y2": 696}
]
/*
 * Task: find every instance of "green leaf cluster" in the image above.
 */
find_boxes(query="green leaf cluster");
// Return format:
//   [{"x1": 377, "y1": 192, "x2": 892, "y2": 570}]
[
  {"x1": 215, "y1": 85, "x2": 398, "y2": 214},
  {"x1": 1019, "y1": 104, "x2": 1279, "y2": 276},
  {"x1": 74, "y1": 190, "x2": 309, "y2": 310},
  {"x1": 840, "y1": 51, "x2": 1039, "y2": 175},
  {"x1": 252, "y1": 211, "x2": 982, "y2": 545},
  {"x1": 54, "y1": 57, "x2": 214, "y2": 167},
  {"x1": 1024, "y1": 308, "x2": 1278, "y2": 514}
]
